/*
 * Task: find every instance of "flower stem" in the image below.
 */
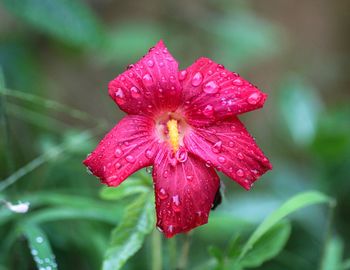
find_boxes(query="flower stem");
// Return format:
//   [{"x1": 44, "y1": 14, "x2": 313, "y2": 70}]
[
  {"x1": 178, "y1": 232, "x2": 192, "y2": 270},
  {"x1": 152, "y1": 229, "x2": 162, "y2": 270}
]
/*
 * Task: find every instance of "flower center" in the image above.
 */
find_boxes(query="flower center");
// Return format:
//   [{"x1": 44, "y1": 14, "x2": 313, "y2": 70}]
[
  {"x1": 167, "y1": 119, "x2": 179, "y2": 152},
  {"x1": 155, "y1": 112, "x2": 190, "y2": 152}
]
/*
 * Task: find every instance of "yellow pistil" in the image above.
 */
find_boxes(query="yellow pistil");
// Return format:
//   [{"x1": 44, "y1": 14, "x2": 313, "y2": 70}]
[{"x1": 167, "y1": 119, "x2": 179, "y2": 152}]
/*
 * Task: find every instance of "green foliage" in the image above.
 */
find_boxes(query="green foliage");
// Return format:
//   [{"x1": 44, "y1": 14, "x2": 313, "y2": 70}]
[
  {"x1": 21, "y1": 224, "x2": 58, "y2": 270},
  {"x1": 0, "y1": 0, "x2": 105, "y2": 48},
  {"x1": 102, "y1": 193, "x2": 155, "y2": 270}
]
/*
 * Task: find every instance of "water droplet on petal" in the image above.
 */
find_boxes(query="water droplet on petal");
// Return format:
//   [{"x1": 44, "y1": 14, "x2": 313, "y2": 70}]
[
  {"x1": 186, "y1": 175, "x2": 193, "y2": 181},
  {"x1": 228, "y1": 141, "x2": 235, "y2": 147},
  {"x1": 147, "y1": 59, "x2": 154, "y2": 67},
  {"x1": 159, "y1": 188, "x2": 168, "y2": 199},
  {"x1": 172, "y1": 195, "x2": 181, "y2": 212},
  {"x1": 115, "y1": 88, "x2": 125, "y2": 105},
  {"x1": 179, "y1": 70, "x2": 187, "y2": 81},
  {"x1": 115, "y1": 147, "x2": 123, "y2": 157},
  {"x1": 203, "y1": 104, "x2": 214, "y2": 117},
  {"x1": 247, "y1": 92, "x2": 261, "y2": 105},
  {"x1": 236, "y1": 169, "x2": 244, "y2": 177},
  {"x1": 175, "y1": 149, "x2": 188, "y2": 163},
  {"x1": 237, "y1": 152, "x2": 244, "y2": 160},
  {"x1": 203, "y1": 81, "x2": 219, "y2": 94},
  {"x1": 145, "y1": 149, "x2": 153, "y2": 159},
  {"x1": 130, "y1": 86, "x2": 141, "y2": 98},
  {"x1": 125, "y1": 155, "x2": 135, "y2": 163},
  {"x1": 233, "y1": 78, "x2": 243, "y2": 86},
  {"x1": 218, "y1": 156, "x2": 226, "y2": 163},
  {"x1": 163, "y1": 170, "x2": 169, "y2": 178},
  {"x1": 115, "y1": 162, "x2": 121, "y2": 169},
  {"x1": 142, "y1": 74, "x2": 153, "y2": 87},
  {"x1": 212, "y1": 141, "x2": 222, "y2": 153},
  {"x1": 191, "y1": 72, "x2": 203, "y2": 86}
]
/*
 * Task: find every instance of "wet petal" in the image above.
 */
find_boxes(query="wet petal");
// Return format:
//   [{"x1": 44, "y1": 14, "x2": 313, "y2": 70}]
[
  {"x1": 83, "y1": 115, "x2": 159, "y2": 186},
  {"x1": 184, "y1": 118, "x2": 272, "y2": 190},
  {"x1": 153, "y1": 146, "x2": 219, "y2": 237},
  {"x1": 108, "y1": 40, "x2": 182, "y2": 116},
  {"x1": 180, "y1": 57, "x2": 267, "y2": 126}
]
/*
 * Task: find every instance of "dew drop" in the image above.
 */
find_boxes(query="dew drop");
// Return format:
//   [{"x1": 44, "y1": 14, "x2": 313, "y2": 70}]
[
  {"x1": 228, "y1": 141, "x2": 235, "y2": 147},
  {"x1": 163, "y1": 170, "x2": 169, "y2": 178},
  {"x1": 218, "y1": 156, "x2": 226, "y2": 163},
  {"x1": 172, "y1": 195, "x2": 181, "y2": 212},
  {"x1": 233, "y1": 78, "x2": 243, "y2": 86},
  {"x1": 212, "y1": 141, "x2": 222, "y2": 153},
  {"x1": 86, "y1": 167, "x2": 93, "y2": 175},
  {"x1": 130, "y1": 86, "x2": 141, "y2": 98},
  {"x1": 115, "y1": 162, "x2": 121, "y2": 169},
  {"x1": 203, "y1": 81, "x2": 219, "y2": 94},
  {"x1": 237, "y1": 152, "x2": 244, "y2": 160},
  {"x1": 125, "y1": 155, "x2": 135, "y2": 163},
  {"x1": 142, "y1": 74, "x2": 153, "y2": 87},
  {"x1": 203, "y1": 104, "x2": 214, "y2": 117},
  {"x1": 186, "y1": 175, "x2": 193, "y2": 181},
  {"x1": 236, "y1": 169, "x2": 244, "y2": 177},
  {"x1": 179, "y1": 70, "x2": 187, "y2": 81},
  {"x1": 247, "y1": 92, "x2": 261, "y2": 105},
  {"x1": 36, "y1": 236, "x2": 44, "y2": 244},
  {"x1": 114, "y1": 147, "x2": 123, "y2": 157},
  {"x1": 145, "y1": 149, "x2": 153, "y2": 159},
  {"x1": 159, "y1": 188, "x2": 168, "y2": 199},
  {"x1": 147, "y1": 59, "x2": 154, "y2": 67},
  {"x1": 146, "y1": 166, "x2": 153, "y2": 174},
  {"x1": 175, "y1": 149, "x2": 188, "y2": 163},
  {"x1": 114, "y1": 88, "x2": 125, "y2": 105},
  {"x1": 191, "y1": 72, "x2": 203, "y2": 86}
]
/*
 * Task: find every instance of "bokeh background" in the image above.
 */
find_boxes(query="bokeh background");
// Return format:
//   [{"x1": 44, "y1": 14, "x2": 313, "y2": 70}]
[{"x1": 0, "y1": 0, "x2": 349, "y2": 269}]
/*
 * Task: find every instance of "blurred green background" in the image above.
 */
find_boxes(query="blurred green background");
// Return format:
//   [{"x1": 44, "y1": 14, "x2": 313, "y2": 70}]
[{"x1": 0, "y1": 0, "x2": 349, "y2": 269}]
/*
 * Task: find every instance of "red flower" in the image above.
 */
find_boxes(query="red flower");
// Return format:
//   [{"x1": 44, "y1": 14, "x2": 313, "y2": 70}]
[{"x1": 83, "y1": 41, "x2": 272, "y2": 238}]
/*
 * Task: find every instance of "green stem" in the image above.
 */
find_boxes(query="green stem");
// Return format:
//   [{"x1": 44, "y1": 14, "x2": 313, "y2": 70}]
[
  {"x1": 168, "y1": 236, "x2": 177, "y2": 270},
  {"x1": 319, "y1": 200, "x2": 337, "y2": 270},
  {"x1": 152, "y1": 229, "x2": 162, "y2": 270},
  {"x1": 178, "y1": 232, "x2": 192, "y2": 270}
]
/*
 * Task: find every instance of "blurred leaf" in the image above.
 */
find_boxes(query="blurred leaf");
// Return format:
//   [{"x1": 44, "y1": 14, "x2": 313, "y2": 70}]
[
  {"x1": 202, "y1": 10, "x2": 282, "y2": 67},
  {"x1": 239, "y1": 191, "x2": 332, "y2": 259},
  {"x1": 239, "y1": 221, "x2": 291, "y2": 268},
  {"x1": 102, "y1": 193, "x2": 154, "y2": 270},
  {"x1": 279, "y1": 75, "x2": 323, "y2": 146},
  {"x1": 208, "y1": 245, "x2": 224, "y2": 264},
  {"x1": 0, "y1": 0, "x2": 105, "y2": 48},
  {"x1": 100, "y1": 176, "x2": 150, "y2": 201},
  {"x1": 21, "y1": 223, "x2": 58, "y2": 270},
  {"x1": 100, "y1": 22, "x2": 163, "y2": 65},
  {"x1": 321, "y1": 236, "x2": 343, "y2": 270}
]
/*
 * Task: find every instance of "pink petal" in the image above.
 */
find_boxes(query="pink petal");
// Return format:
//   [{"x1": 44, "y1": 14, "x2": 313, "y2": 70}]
[
  {"x1": 108, "y1": 40, "x2": 182, "y2": 116},
  {"x1": 184, "y1": 118, "x2": 272, "y2": 190},
  {"x1": 153, "y1": 145, "x2": 220, "y2": 238},
  {"x1": 180, "y1": 57, "x2": 267, "y2": 126},
  {"x1": 83, "y1": 115, "x2": 159, "y2": 186}
]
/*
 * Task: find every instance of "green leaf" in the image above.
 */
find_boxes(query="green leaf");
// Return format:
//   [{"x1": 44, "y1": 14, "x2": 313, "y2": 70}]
[
  {"x1": 21, "y1": 223, "x2": 58, "y2": 270},
  {"x1": 102, "y1": 193, "x2": 155, "y2": 270},
  {"x1": 100, "y1": 177, "x2": 150, "y2": 201},
  {"x1": 1, "y1": 0, "x2": 105, "y2": 48},
  {"x1": 279, "y1": 75, "x2": 323, "y2": 146},
  {"x1": 239, "y1": 221, "x2": 291, "y2": 268},
  {"x1": 240, "y1": 191, "x2": 333, "y2": 259}
]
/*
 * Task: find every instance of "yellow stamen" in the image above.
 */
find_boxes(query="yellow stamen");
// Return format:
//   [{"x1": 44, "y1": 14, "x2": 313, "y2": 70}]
[{"x1": 167, "y1": 119, "x2": 179, "y2": 152}]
